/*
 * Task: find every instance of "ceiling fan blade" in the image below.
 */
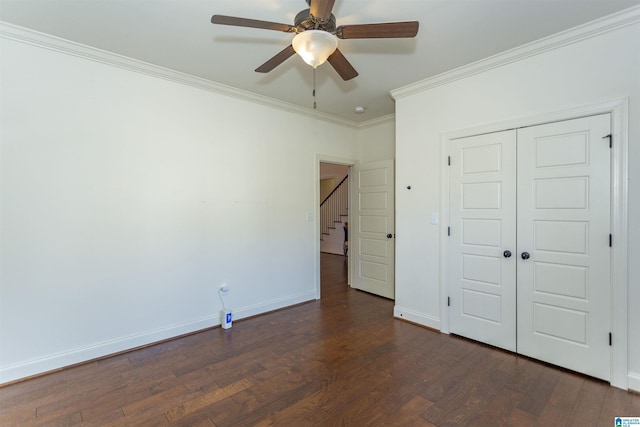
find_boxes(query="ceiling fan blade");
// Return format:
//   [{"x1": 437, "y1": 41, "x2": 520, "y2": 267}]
[
  {"x1": 327, "y1": 49, "x2": 358, "y2": 81},
  {"x1": 309, "y1": 0, "x2": 336, "y2": 23},
  {"x1": 336, "y1": 21, "x2": 419, "y2": 39},
  {"x1": 211, "y1": 15, "x2": 296, "y2": 33},
  {"x1": 255, "y1": 45, "x2": 296, "y2": 73}
]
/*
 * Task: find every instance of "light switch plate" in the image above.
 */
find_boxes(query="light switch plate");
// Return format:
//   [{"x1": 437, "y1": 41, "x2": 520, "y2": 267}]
[{"x1": 431, "y1": 212, "x2": 439, "y2": 225}]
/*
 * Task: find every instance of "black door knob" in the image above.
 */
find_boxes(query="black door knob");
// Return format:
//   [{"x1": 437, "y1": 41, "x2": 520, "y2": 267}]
[
  {"x1": 521, "y1": 252, "x2": 530, "y2": 260},
  {"x1": 503, "y1": 250, "x2": 512, "y2": 258},
  {"x1": 386, "y1": 233, "x2": 393, "y2": 239}
]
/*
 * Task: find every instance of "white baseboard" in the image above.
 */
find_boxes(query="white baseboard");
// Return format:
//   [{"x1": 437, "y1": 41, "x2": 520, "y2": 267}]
[
  {"x1": 0, "y1": 315, "x2": 217, "y2": 384},
  {"x1": 233, "y1": 291, "x2": 316, "y2": 321},
  {"x1": 394, "y1": 305, "x2": 441, "y2": 331},
  {"x1": 628, "y1": 371, "x2": 640, "y2": 392},
  {"x1": 0, "y1": 291, "x2": 316, "y2": 385}
]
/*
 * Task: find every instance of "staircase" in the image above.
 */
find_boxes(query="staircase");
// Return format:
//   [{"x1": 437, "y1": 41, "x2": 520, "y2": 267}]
[{"x1": 320, "y1": 175, "x2": 348, "y2": 255}]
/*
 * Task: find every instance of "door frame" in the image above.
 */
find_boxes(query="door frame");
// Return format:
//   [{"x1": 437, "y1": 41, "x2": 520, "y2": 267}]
[
  {"x1": 314, "y1": 154, "x2": 356, "y2": 300},
  {"x1": 439, "y1": 98, "x2": 629, "y2": 389}
]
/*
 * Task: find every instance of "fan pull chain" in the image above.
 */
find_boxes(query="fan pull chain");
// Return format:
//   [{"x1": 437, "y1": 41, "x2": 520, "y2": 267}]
[{"x1": 312, "y1": 67, "x2": 317, "y2": 109}]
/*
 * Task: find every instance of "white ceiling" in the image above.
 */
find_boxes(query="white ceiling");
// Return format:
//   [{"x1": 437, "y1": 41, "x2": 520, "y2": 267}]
[{"x1": 2, "y1": 0, "x2": 639, "y2": 122}]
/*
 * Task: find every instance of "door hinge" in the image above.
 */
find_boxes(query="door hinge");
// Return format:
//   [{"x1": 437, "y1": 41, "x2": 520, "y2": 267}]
[
  {"x1": 609, "y1": 234, "x2": 612, "y2": 247},
  {"x1": 603, "y1": 134, "x2": 612, "y2": 148},
  {"x1": 448, "y1": 296, "x2": 451, "y2": 307},
  {"x1": 448, "y1": 156, "x2": 451, "y2": 166},
  {"x1": 447, "y1": 226, "x2": 451, "y2": 236},
  {"x1": 609, "y1": 332, "x2": 612, "y2": 346}
]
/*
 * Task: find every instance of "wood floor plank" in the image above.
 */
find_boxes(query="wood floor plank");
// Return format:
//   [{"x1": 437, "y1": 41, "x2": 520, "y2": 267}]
[
  {"x1": 80, "y1": 407, "x2": 126, "y2": 426},
  {"x1": 165, "y1": 378, "x2": 253, "y2": 422},
  {"x1": 81, "y1": 381, "x2": 162, "y2": 422},
  {"x1": 1, "y1": 253, "x2": 638, "y2": 426},
  {"x1": 566, "y1": 377, "x2": 608, "y2": 425},
  {"x1": 534, "y1": 371, "x2": 584, "y2": 425},
  {"x1": 120, "y1": 384, "x2": 197, "y2": 422},
  {"x1": 224, "y1": 379, "x2": 329, "y2": 427},
  {"x1": 516, "y1": 361, "x2": 560, "y2": 417},
  {"x1": 597, "y1": 387, "x2": 635, "y2": 426},
  {"x1": 288, "y1": 366, "x2": 388, "y2": 425},
  {"x1": 465, "y1": 387, "x2": 524, "y2": 426},
  {"x1": 389, "y1": 395, "x2": 437, "y2": 426}
]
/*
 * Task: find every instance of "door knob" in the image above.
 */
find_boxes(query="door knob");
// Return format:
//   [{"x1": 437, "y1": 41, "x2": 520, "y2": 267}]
[
  {"x1": 503, "y1": 250, "x2": 512, "y2": 258},
  {"x1": 386, "y1": 233, "x2": 393, "y2": 239},
  {"x1": 521, "y1": 252, "x2": 531, "y2": 260}
]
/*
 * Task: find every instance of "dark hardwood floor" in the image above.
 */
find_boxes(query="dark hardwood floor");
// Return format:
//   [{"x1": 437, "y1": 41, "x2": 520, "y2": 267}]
[{"x1": 1, "y1": 253, "x2": 638, "y2": 426}]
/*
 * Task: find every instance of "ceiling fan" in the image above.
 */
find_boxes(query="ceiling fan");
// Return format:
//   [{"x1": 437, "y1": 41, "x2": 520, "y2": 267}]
[{"x1": 211, "y1": 0, "x2": 419, "y2": 81}]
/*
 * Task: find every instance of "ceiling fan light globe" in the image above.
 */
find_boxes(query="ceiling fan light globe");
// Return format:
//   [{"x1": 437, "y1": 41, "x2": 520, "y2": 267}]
[{"x1": 292, "y1": 30, "x2": 338, "y2": 68}]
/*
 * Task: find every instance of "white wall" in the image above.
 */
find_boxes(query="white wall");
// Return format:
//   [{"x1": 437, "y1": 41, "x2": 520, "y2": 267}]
[
  {"x1": 320, "y1": 163, "x2": 349, "y2": 181},
  {"x1": 0, "y1": 32, "x2": 358, "y2": 383},
  {"x1": 357, "y1": 115, "x2": 395, "y2": 163},
  {"x1": 393, "y1": 13, "x2": 640, "y2": 389},
  {"x1": 320, "y1": 220, "x2": 347, "y2": 256}
]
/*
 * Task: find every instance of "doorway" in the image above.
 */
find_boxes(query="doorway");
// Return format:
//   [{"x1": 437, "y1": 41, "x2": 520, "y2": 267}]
[
  {"x1": 318, "y1": 161, "x2": 351, "y2": 299},
  {"x1": 320, "y1": 162, "x2": 350, "y2": 256},
  {"x1": 316, "y1": 158, "x2": 396, "y2": 300}
]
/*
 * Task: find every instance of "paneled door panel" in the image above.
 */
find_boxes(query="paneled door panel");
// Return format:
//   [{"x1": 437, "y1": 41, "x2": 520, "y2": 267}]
[
  {"x1": 517, "y1": 114, "x2": 611, "y2": 381},
  {"x1": 352, "y1": 159, "x2": 395, "y2": 299},
  {"x1": 450, "y1": 130, "x2": 517, "y2": 351}
]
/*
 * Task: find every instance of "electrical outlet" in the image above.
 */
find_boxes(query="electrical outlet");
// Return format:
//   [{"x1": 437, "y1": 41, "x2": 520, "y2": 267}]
[{"x1": 219, "y1": 284, "x2": 229, "y2": 296}]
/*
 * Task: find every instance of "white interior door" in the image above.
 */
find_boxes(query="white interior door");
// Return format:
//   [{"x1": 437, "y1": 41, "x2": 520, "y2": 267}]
[
  {"x1": 516, "y1": 114, "x2": 611, "y2": 381},
  {"x1": 351, "y1": 159, "x2": 395, "y2": 299},
  {"x1": 449, "y1": 130, "x2": 517, "y2": 351}
]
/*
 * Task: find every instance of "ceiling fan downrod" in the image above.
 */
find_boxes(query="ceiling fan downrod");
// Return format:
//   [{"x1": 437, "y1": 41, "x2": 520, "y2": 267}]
[{"x1": 313, "y1": 67, "x2": 317, "y2": 109}]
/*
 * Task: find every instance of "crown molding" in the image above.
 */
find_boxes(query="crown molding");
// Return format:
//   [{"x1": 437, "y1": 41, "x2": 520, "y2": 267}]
[
  {"x1": 356, "y1": 113, "x2": 395, "y2": 130},
  {"x1": 0, "y1": 21, "x2": 360, "y2": 129},
  {"x1": 391, "y1": 5, "x2": 640, "y2": 100}
]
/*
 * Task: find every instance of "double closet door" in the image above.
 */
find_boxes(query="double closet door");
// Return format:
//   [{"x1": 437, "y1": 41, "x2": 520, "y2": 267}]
[{"x1": 449, "y1": 114, "x2": 611, "y2": 381}]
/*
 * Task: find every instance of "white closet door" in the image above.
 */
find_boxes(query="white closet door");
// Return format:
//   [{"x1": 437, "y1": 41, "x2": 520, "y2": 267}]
[
  {"x1": 516, "y1": 114, "x2": 611, "y2": 381},
  {"x1": 450, "y1": 130, "x2": 517, "y2": 351}
]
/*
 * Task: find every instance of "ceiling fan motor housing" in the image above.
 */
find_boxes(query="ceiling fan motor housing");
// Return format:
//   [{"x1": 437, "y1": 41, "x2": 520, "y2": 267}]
[{"x1": 295, "y1": 9, "x2": 336, "y2": 33}]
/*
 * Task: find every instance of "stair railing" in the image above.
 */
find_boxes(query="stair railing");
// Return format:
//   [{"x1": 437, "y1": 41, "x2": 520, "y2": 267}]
[{"x1": 320, "y1": 175, "x2": 348, "y2": 237}]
